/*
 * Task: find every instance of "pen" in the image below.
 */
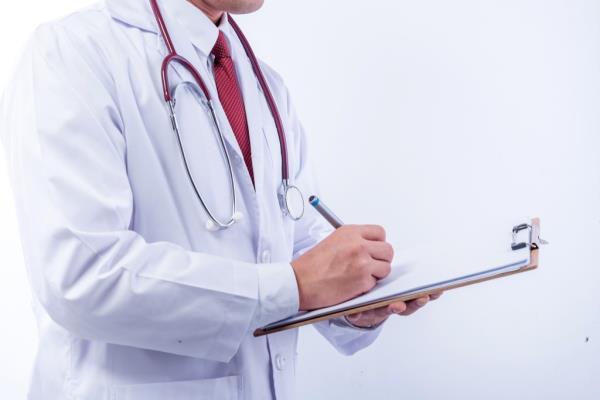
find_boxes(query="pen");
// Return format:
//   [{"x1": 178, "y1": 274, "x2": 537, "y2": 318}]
[{"x1": 309, "y1": 195, "x2": 344, "y2": 229}]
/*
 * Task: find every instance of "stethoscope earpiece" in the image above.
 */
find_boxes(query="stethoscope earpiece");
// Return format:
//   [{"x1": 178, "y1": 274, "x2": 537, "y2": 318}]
[
  {"x1": 232, "y1": 212, "x2": 244, "y2": 222},
  {"x1": 205, "y1": 212, "x2": 244, "y2": 231},
  {"x1": 205, "y1": 219, "x2": 219, "y2": 232}
]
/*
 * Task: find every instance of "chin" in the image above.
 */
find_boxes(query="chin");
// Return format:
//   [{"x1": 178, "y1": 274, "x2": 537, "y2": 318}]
[{"x1": 225, "y1": 0, "x2": 265, "y2": 14}]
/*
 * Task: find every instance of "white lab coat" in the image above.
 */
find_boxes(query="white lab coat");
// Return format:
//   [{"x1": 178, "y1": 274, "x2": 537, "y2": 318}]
[{"x1": 0, "y1": 0, "x2": 383, "y2": 399}]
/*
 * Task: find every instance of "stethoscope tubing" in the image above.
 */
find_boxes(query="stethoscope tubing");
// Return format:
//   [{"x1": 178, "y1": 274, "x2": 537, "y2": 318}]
[
  {"x1": 150, "y1": 0, "x2": 288, "y2": 179},
  {"x1": 149, "y1": 0, "x2": 303, "y2": 227},
  {"x1": 169, "y1": 94, "x2": 238, "y2": 229}
]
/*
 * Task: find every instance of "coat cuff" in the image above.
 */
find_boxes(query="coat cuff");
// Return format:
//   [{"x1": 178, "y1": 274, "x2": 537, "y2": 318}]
[
  {"x1": 254, "y1": 263, "x2": 300, "y2": 329},
  {"x1": 314, "y1": 318, "x2": 385, "y2": 356}
]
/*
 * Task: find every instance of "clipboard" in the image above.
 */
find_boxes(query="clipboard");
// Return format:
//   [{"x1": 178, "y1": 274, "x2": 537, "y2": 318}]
[{"x1": 254, "y1": 218, "x2": 545, "y2": 337}]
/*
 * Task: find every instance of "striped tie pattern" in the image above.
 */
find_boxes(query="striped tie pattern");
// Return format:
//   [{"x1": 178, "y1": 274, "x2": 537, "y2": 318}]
[{"x1": 211, "y1": 31, "x2": 254, "y2": 184}]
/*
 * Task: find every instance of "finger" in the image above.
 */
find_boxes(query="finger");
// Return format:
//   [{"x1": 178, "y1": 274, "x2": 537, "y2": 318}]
[
  {"x1": 400, "y1": 296, "x2": 429, "y2": 316},
  {"x1": 349, "y1": 305, "x2": 392, "y2": 320},
  {"x1": 346, "y1": 313, "x2": 361, "y2": 323},
  {"x1": 346, "y1": 311, "x2": 370, "y2": 326},
  {"x1": 373, "y1": 306, "x2": 394, "y2": 319},
  {"x1": 415, "y1": 296, "x2": 430, "y2": 306},
  {"x1": 365, "y1": 240, "x2": 394, "y2": 262},
  {"x1": 355, "y1": 307, "x2": 391, "y2": 323},
  {"x1": 356, "y1": 275, "x2": 378, "y2": 296},
  {"x1": 350, "y1": 307, "x2": 391, "y2": 326},
  {"x1": 387, "y1": 301, "x2": 407, "y2": 314},
  {"x1": 358, "y1": 225, "x2": 386, "y2": 241},
  {"x1": 370, "y1": 260, "x2": 392, "y2": 279},
  {"x1": 430, "y1": 292, "x2": 443, "y2": 300}
]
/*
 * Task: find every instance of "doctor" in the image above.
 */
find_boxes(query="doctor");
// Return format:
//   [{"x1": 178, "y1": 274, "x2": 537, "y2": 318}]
[{"x1": 0, "y1": 0, "x2": 440, "y2": 399}]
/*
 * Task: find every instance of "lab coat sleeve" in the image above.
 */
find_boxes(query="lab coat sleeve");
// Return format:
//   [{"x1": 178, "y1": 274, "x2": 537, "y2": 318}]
[
  {"x1": 279, "y1": 75, "x2": 385, "y2": 356},
  {"x1": 0, "y1": 24, "x2": 299, "y2": 363}
]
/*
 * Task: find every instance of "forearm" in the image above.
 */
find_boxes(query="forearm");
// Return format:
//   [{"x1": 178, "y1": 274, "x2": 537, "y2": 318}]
[{"x1": 32, "y1": 226, "x2": 298, "y2": 362}]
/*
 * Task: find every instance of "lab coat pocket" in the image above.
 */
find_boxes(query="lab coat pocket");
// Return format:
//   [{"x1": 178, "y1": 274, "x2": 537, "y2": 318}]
[{"x1": 112, "y1": 376, "x2": 242, "y2": 400}]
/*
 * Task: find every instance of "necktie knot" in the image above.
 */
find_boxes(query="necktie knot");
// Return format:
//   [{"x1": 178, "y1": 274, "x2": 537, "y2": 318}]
[{"x1": 211, "y1": 31, "x2": 231, "y2": 60}]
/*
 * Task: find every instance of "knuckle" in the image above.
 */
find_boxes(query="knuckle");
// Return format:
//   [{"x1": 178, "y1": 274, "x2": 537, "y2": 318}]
[
  {"x1": 386, "y1": 243, "x2": 395, "y2": 260},
  {"x1": 346, "y1": 224, "x2": 361, "y2": 235},
  {"x1": 347, "y1": 245, "x2": 360, "y2": 259},
  {"x1": 373, "y1": 225, "x2": 386, "y2": 239},
  {"x1": 356, "y1": 256, "x2": 371, "y2": 273},
  {"x1": 358, "y1": 242, "x2": 369, "y2": 256},
  {"x1": 350, "y1": 240, "x2": 367, "y2": 258},
  {"x1": 338, "y1": 225, "x2": 352, "y2": 234},
  {"x1": 335, "y1": 225, "x2": 352, "y2": 239}
]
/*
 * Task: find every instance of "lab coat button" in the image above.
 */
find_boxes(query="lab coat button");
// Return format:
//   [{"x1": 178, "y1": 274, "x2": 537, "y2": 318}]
[
  {"x1": 275, "y1": 354, "x2": 286, "y2": 371},
  {"x1": 261, "y1": 250, "x2": 271, "y2": 263}
]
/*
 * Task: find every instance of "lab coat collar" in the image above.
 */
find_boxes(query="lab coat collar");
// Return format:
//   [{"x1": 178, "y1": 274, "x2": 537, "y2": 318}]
[
  {"x1": 106, "y1": 0, "x2": 157, "y2": 33},
  {"x1": 106, "y1": 0, "x2": 229, "y2": 57}
]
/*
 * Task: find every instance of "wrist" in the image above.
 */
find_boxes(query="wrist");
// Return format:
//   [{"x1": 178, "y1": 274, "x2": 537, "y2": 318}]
[{"x1": 291, "y1": 258, "x2": 320, "y2": 311}]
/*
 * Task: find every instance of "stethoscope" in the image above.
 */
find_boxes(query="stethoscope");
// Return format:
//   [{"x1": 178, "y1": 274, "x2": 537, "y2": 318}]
[{"x1": 149, "y1": 0, "x2": 305, "y2": 231}]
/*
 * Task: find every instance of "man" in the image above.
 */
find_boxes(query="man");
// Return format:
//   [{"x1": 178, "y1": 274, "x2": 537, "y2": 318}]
[{"x1": 0, "y1": 0, "x2": 440, "y2": 398}]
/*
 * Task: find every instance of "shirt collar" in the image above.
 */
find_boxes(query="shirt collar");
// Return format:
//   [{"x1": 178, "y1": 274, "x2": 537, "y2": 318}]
[
  {"x1": 168, "y1": 0, "x2": 231, "y2": 57},
  {"x1": 106, "y1": 0, "x2": 230, "y2": 57}
]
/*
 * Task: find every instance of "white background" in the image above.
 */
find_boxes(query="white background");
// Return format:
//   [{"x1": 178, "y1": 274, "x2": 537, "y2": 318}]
[{"x1": 1, "y1": 0, "x2": 599, "y2": 399}]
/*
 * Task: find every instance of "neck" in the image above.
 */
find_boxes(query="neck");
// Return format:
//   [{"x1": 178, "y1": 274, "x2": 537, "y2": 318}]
[{"x1": 187, "y1": 0, "x2": 224, "y2": 24}]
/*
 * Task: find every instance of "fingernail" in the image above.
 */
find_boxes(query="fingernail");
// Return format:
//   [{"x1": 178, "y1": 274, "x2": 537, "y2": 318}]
[{"x1": 417, "y1": 298, "x2": 428, "y2": 306}]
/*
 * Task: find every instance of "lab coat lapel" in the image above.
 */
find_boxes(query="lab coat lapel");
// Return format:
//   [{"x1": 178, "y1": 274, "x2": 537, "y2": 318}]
[{"x1": 233, "y1": 47, "x2": 266, "y2": 194}]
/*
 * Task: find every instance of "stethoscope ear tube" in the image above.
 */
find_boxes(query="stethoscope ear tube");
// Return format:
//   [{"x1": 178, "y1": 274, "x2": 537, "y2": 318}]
[{"x1": 168, "y1": 88, "x2": 238, "y2": 231}]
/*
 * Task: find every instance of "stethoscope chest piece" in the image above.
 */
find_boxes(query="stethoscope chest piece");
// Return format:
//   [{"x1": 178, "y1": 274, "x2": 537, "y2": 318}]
[{"x1": 280, "y1": 182, "x2": 305, "y2": 221}]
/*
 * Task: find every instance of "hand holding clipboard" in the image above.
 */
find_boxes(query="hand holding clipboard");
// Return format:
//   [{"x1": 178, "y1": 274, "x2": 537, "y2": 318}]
[{"x1": 255, "y1": 197, "x2": 546, "y2": 337}]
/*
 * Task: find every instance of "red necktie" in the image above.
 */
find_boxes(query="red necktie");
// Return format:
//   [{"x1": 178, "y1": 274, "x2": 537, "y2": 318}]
[{"x1": 211, "y1": 31, "x2": 254, "y2": 184}]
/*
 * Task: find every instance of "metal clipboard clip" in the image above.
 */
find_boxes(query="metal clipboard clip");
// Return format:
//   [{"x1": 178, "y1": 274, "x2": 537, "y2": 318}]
[{"x1": 511, "y1": 222, "x2": 549, "y2": 251}]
